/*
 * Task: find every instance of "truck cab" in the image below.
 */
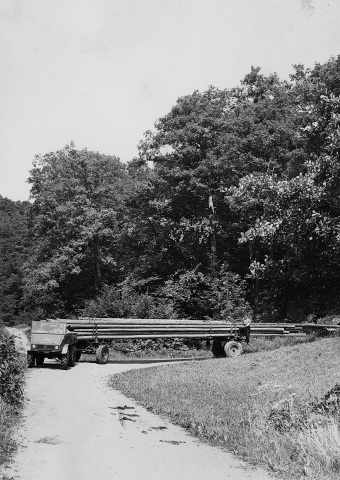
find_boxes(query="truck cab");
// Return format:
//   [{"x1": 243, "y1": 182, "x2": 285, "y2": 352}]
[{"x1": 27, "y1": 319, "x2": 78, "y2": 370}]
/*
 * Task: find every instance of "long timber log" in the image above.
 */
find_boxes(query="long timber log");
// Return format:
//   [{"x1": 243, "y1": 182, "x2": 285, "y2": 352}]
[
  {"x1": 76, "y1": 334, "x2": 243, "y2": 340},
  {"x1": 46, "y1": 317, "x2": 339, "y2": 341},
  {"x1": 60, "y1": 318, "x2": 219, "y2": 325},
  {"x1": 73, "y1": 328, "x2": 286, "y2": 333}
]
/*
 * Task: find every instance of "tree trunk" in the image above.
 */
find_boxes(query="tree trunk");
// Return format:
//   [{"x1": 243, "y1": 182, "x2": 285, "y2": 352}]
[
  {"x1": 253, "y1": 249, "x2": 260, "y2": 315},
  {"x1": 209, "y1": 213, "x2": 217, "y2": 276},
  {"x1": 92, "y1": 237, "x2": 102, "y2": 291}
]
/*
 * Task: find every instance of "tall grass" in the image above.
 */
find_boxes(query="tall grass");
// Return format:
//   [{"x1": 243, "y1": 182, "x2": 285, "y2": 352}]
[
  {"x1": 243, "y1": 333, "x2": 316, "y2": 353},
  {"x1": 297, "y1": 421, "x2": 340, "y2": 478},
  {"x1": 110, "y1": 337, "x2": 340, "y2": 479}
]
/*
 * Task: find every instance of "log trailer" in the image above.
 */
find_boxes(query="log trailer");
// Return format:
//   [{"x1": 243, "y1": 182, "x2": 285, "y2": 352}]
[{"x1": 27, "y1": 317, "x2": 339, "y2": 368}]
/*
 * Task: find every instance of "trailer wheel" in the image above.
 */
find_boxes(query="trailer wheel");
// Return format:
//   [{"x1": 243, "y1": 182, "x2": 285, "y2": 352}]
[
  {"x1": 224, "y1": 341, "x2": 243, "y2": 358},
  {"x1": 68, "y1": 346, "x2": 76, "y2": 367},
  {"x1": 36, "y1": 356, "x2": 44, "y2": 367},
  {"x1": 61, "y1": 352, "x2": 69, "y2": 370},
  {"x1": 27, "y1": 353, "x2": 36, "y2": 368},
  {"x1": 96, "y1": 344, "x2": 109, "y2": 364},
  {"x1": 75, "y1": 351, "x2": 81, "y2": 362},
  {"x1": 212, "y1": 340, "x2": 225, "y2": 358}
]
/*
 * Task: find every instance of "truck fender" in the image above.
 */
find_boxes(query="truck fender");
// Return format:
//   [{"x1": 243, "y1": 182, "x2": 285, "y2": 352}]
[{"x1": 61, "y1": 344, "x2": 69, "y2": 354}]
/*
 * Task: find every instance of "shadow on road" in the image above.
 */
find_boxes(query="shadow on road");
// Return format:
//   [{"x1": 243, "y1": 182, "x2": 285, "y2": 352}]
[
  {"x1": 31, "y1": 356, "x2": 211, "y2": 369},
  {"x1": 106, "y1": 357, "x2": 210, "y2": 364},
  {"x1": 33, "y1": 362, "x2": 63, "y2": 370}
]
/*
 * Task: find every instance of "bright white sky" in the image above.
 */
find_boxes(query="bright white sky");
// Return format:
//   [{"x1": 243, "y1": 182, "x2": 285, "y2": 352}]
[{"x1": 1, "y1": 0, "x2": 340, "y2": 201}]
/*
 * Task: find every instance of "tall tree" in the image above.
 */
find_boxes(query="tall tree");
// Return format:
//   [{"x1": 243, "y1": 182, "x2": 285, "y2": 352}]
[
  {"x1": 135, "y1": 72, "x2": 302, "y2": 282},
  {"x1": 23, "y1": 144, "x2": 130, "y2": 317}
]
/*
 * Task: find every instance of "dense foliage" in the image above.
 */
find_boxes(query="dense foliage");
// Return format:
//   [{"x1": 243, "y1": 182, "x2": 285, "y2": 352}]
[
  {"x1": 0, "y1": 330, "x2": 26, "y2": 468},
  {"x1": 0, "y1": 197, "x2": 31, "y2": 326},
  {"x1": 0, "y1": 331, "x2": 25, "y2": 405},
  {"x1": 2, "y1": 55, "x2": 340, "y2": 324}
]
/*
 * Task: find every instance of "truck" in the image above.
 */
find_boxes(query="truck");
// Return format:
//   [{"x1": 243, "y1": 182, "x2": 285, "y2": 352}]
[{"x1": 27, "y1": 319, "x2": 78, "y2": 370}]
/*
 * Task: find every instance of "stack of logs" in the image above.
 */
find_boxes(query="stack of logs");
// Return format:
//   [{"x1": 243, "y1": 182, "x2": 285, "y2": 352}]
[{"x1": 56, "y1": 318, "x2": 340, "y2": 340}]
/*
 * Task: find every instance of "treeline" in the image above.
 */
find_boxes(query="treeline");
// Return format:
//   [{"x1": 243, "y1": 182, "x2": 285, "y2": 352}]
[
  {"x1": 0, "y1": 197, "x2": 30, "y2": 324},
  {"x1": 2, "y1": 55, "x2": 340, "y2": 325}
]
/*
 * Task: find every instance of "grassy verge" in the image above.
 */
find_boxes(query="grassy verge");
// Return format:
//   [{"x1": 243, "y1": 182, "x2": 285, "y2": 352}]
[
  {"x1": 110, "y1": 337, "x2": 340, "y2": 479},
  {"x1": 243, "y1": 333, "x2": 316, "y2": 353}
]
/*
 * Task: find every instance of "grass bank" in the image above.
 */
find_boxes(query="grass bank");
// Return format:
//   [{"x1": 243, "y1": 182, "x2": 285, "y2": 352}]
[{"x1": 110, "y1": 337, "x2": 340, "y2": 479}]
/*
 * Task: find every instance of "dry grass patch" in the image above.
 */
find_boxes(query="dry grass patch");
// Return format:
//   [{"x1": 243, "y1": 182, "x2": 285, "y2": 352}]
[{"x1": 110, "y1": 337, "x2": 340, "y2": 479}]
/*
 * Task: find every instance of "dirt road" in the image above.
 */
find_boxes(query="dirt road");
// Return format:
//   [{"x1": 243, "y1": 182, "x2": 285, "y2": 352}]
[{"x1": 3, "y1": 359, "x2": 272, "y2": 480}]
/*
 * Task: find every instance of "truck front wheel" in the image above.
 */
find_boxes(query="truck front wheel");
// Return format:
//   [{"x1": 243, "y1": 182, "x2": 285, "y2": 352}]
[
  {"x1": 27, "y1": 352, "x2": 36, "y2": 368},
  {"x1": 36, "y1": 356, "x2": 44, "y2": 366},
  {"x1": 95, "y1": 345, "x2": 109, "y2": 364},
  {"x1": 68, "y1": 346, "x2": 76, "y2": 367},
  {"x1": 61, "y1": 352, "x2": 69, "y2": 370}
]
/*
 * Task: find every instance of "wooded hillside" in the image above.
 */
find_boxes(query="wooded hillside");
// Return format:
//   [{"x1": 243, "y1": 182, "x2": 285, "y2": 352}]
[{"x1": 2, "y1": 56, "x2": 340, "y2": 325}]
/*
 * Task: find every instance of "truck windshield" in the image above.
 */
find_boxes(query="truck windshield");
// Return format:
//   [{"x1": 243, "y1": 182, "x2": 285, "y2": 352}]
[{"x1": 32, "y1": 321, "x2": 66, "y2": 334}]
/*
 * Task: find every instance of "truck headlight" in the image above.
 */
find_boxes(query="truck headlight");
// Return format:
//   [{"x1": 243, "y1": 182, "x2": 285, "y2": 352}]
[
  {"x1": 31, "y1": 344, "x2": 36, "y2": 349},
  {"x1": 54, "y1": 345, "x2": 59, "y2": 349}
]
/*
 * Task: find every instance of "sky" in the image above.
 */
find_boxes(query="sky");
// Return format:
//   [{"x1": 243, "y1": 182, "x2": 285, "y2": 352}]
[{"x1": 1, "y1": 0, "x2": 340, "y2": 201}]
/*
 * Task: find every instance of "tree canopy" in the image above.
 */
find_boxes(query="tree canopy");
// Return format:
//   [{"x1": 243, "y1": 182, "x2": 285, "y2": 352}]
[
  {"x1": 3, "y1": 55, "x2": 340, "y2": 324},
  {"x1": 23, "y1": 144, "x2": 131, "y2": 317}
]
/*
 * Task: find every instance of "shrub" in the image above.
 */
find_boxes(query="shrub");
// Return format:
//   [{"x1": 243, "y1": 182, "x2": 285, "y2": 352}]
[
  {"x1": 161, "y1": 264, "x2": 251, "y2": 320},
  {"x1": 0, "y1": 329, "x2": 26, "y2": 469},
  {"x1": 0, "y1": 331, "x2": 25, "y2": 405},
  {"x1": 80, "y1": 283, "x2": 176, "y2": 320}
]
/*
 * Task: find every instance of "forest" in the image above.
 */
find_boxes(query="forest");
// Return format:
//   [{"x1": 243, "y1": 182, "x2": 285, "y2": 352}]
[{"x1": 2, "y1": 55, "x2": 340, "y2": 326}]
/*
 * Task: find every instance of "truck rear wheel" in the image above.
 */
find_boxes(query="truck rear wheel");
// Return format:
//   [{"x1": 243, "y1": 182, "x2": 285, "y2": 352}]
[
  {"x1": 36, "y1": 356, "x2": 44, "y2": 366},
  {"x1": 27, "y1": 352, "x2": 36, "y2": 368},
  {"x1": 95, "y1": 344, "x2": 109, "y2": 364},
  {"x1": 224, "y1": 341, "x2": 243, "y2": 358},
  {"x1": 61, "y1": 352, "x2": 69, "y2": 370},
  {"x1": 68, "y1": 346, "x2": 76, "y2": 367}
]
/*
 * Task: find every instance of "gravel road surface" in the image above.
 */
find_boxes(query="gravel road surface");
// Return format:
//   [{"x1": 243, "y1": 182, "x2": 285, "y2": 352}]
[{"x1": 3, "y1": 358, "x2": 272, "y2": 480}]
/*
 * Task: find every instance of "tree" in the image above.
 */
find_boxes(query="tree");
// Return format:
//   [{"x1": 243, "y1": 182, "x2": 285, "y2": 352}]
[
  {"x1": 227, "y1": 172, "x2": 326, "y2": 318},
  {"x1": 135, "y1": 72, "x2": 302, "y2": 284},
  {"x1": 23, "y1": 144, "x2": 130, "y2": 317}
]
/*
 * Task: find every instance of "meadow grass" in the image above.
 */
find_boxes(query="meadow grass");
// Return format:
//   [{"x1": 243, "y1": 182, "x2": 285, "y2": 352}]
[{"x1": 109, "y1": 337, "x2": 340, "y2": 479}]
